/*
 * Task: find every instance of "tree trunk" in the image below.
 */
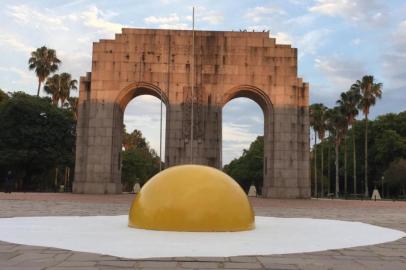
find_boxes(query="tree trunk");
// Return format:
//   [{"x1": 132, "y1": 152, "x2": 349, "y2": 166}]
[
  {"x1": 335, "y1": 142, "x2": 339, "y2": 198},
  {"x1": 314, "y1": 130, "x2": 317, "y2": 197},
  {"x1": 321, "y1": 141, "x2": 324, "y2": 196},
  {"x1": 364, "y1": 114, "x2": 369, "y2": 197},
  {"x1": 328, "y1": 137, "x2": 331, "y2": 194},
  {"x1": 37, "y1": 79, "x2": 41, "y2": 97},
  {"x1": 353, "y1": 124, "x2": 357, "y2": 194},
  {"x1": 344, "y1": 137, "x2": 347, "y2": 194}
]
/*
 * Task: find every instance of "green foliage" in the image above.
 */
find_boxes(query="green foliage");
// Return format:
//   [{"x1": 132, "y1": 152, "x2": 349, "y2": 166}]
[
  {"x1": 313, "y1": 111, "x2": 406, "y2": 197},
  {"x1": 384, "y1": 159, "x2": 406, "y2": 196},
  {"x1": 326, "y1": 106, "x2": 347, "y2": 144},
  {"x1": 0, "y1": 92, "x2": 75, "y2": 190},
  {"x1": 223, "y1": 136, "x2": 263, "y2": 194},
  {"x1": 121, "y1": 129, "x2": 161, "y2": 191},
  {"x1": 337, "y1": 87, "x2": 361, "y2": 126},
  {"x1": 0, "y1": 89, "x2": 8, "y2": 103},
  {"x1": 44, "y1": 73, "x2": 77, "y2": 106},
  {"x1": 353, "y1": 75, "x2": 383, "y2": 116},
  {"x1": 28, "y1": 46, "x2": 61, "y2": 96},
  {"x1": 310, "y1": 103, "x2": 328, "y2": 141},
  {"x1": 67, "y1": 97, "x2": 78, "y2": 120}
]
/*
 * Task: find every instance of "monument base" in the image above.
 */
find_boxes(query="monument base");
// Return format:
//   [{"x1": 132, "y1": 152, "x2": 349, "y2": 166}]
[
  {"x1": 264, "y1": 187, "x2": 311, "y2": 199},
  {"x1": 73, "y1": 182, "x2": 122, "y2": 194}
]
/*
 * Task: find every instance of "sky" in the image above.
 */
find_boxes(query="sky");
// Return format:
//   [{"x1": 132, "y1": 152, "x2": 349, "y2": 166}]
[{"x1": 1, "y1": 0, "x2": 405, "y2": 164}]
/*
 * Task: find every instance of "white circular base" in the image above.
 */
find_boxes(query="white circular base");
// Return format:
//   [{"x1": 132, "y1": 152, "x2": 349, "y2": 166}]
[{"x1": 0, "y1": 216, "x2": 404, "y2": 259}]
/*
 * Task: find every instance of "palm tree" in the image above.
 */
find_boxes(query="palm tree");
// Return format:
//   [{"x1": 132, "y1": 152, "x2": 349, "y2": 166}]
[
  {"x1": 28, "y1": 46, "x2": 61, "y2": 96},
  {"x1": 326, "y1": 107, "x2": 347, "y2": 198},
  {"x1": 337, "y1": 89, "x2": 360, "y2": 194},
  {"x1": 309, "y1": 104, "x2": 319, "y2": 197},
  {"x1": 59, "y1": 73, "x2": 78, "y2": 107},
  {"x1": 44, "y1": 74, "x2": 60, "y2": 105},
  {"x1": 352, "y1": 76, "x2": 382, "y2": 197},
  {"x1": 44, "y1": 73, "x2": 77, "y2": 107},
  {"x1": 312, "y1": 104, "x2": 328, "y2": 196},
  {"x1": 67, "y1": 97, "x2": 79, "y2": 120}
]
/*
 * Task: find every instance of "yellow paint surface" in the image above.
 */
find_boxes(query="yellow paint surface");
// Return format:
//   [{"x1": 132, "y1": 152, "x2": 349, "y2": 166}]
[{"x1": 128, "y1": 165, "x2": 255, "y2": 232}]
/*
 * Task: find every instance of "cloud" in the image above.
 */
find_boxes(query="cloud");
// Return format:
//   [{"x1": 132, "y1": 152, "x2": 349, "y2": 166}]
[
  {"x1": 144, "y1": 6, "x2": 223, "y2": 29},
  {"x1": 144, "y1": 13, "x2": 189, "y2": 29},
  {"x1": 222, "y1": 123, "x2": 260, "y2": 165},
  {"x1": 297, "y1": 29, "x2": 330, "y2": 56},
  {"x1": 0, "y1": 32, "x2": 34, "y2": 53},
  {"x1": 352, "y1": 38, "x2": 361, "y2": 46},
  {"x1": 273, "y1": 32, "x2": 293, "y2": 45},
  {"x1": 6, "y1": 4, "x2": 126, "y2": 41},
  {"x1": 145, "y1": 14, "x2": 180, "y2": 24},
  {"x1": 197, "y1": 7, "x2": 224, "y2": 25},
  {"x1": 0, "y1": 66, "x2": 36, "y2": 86},
  {"x1": 124, "y1": 96, "x2": 166, "y2": 157},
  {"x1": 7, "y1": 4, "x2": 69, "y2": 31},
  {"x1": 309, "y1": 0, "x2": 387, "y2": 26},
  {"x1": 314, "y1": 56, "x2": 367, "y2": 90},
  {"x1": 80, "y1": 6, "x2": 125, "y2": 35},
  {"x1": 244, "y1": 6, "x2": 286, "y2": 23},
  {"x1": 381, "y1": 20, "x2": 406, "y2": 90},
  {"x1": 222, "y1": 98, "x2": 264, "y2": 164},
  {"x1": 284, "y1": 14, "x2": 317, "y2": 28},
  {"x1": 223, "y1": 123, "x2": 258, "y2": 143},
  {"x1": 2, "y1": 3, "x2": 131, "y2": 93}
]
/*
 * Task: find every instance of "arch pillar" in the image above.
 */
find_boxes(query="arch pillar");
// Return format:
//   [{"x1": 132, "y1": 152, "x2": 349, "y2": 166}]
[{"x1": 73, "y1": 74, "x2": 122, "y2": 194}]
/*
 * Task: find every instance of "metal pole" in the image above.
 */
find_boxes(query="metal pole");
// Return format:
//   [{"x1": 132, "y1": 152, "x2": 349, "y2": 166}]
[
  {"x1": 190, "y1": 6, "x2": 195, "y2": 164},
  {"x1": 159, "y1": 74, "x2": 163, "y2": 171}
]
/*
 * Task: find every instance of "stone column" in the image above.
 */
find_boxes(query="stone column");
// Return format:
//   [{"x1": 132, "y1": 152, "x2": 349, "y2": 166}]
[
  {"x1": 266, "y1": 105, "x2": 300, "y2": 198},
  {"x1": 73, "y1": 77, "x2": 122, "y2": 194}
]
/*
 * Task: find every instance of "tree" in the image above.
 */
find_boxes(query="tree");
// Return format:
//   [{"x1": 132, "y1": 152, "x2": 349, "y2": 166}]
[
  {"x1": 0, "y1": 92, "x2": 75, "y2": 191},
  {"x1": 314, "y1": 104, "x2": 328, "y2": 196},
  {"x1": 224, "y1": 136, "x2": 264, "y2": 194},
  {"x1": 353, "y1": 75, "x2": 383, "y2": 197},
  {"x1": 309, "y1": 104, "x2": 319, "y2": 196},
  {"x1": 310, "y1": 103, "x2": 328, "y2": 196},
  {"x1": 384, "y1": 159, "x2": 406, "y2": 196},
  {"x1": 326, "y1": 107, "x2": 347, "y2": 198},
  {"x1": 337, "y1": 88, "x2": 361, "y2": 194},
  {"x1": 123, "y1": 129, "x2": 148, "y2": 150},
  {"x1": 28, "y1": 46, "x2": 61, "y2": 97},
  {"x1": 0, "y1": 89, "x2": 8, "y2": 103},
  {"x1": 67, "y1": 97, "x2": 79, "y2": 121},
  {"x1": 44, "y1": 73, "x2": 77, "y2": 107},
  {"x1": 44, "y1": 74, "x2": 61, "y2": 105},
  {"x1": 59, "y1": 73, "x2": 77, "y2": 106},
  {"x1": 121, "y1": 129, "x2": 161, "y2": 191},
  {"x1": 315, "y1": 110, "x2": 406, "y2": 198}
]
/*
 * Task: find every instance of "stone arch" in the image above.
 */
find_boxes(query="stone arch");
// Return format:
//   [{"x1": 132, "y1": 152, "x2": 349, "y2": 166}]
[
  {"x1": 221, "y1": 85, "x2": 272, "y2": 114},
  {"x1": 109, "y1": 82, "x2": 168, "y2": 192},
  {"x1": 115, "y1": 82, "x2": 169, "y2": 112},
  {"x1": 221, "y1": 85, "x2": 274, "y2": 196}
]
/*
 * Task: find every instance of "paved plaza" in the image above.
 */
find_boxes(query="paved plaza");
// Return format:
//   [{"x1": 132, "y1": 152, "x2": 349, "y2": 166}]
[{"x1": 0, "y1": 193, "x2": 405, "y2": 270}]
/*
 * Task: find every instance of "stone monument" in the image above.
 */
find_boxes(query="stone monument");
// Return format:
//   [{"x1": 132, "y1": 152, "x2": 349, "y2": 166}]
[{"x1": 73, "y1": 28, "x2": 310, "y2": 198}]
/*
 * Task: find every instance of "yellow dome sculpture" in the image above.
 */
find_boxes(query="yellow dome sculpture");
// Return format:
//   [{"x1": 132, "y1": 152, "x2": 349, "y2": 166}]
[{"x1": 128, "y1": 165, "x2": 255, "y2": 232}]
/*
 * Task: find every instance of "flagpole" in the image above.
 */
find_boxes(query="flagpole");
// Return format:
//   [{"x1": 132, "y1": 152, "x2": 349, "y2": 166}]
[
  {"x1": 190, "y1": 6, "x2": 195, "y2": 164},
  {"x1": 159, "y1": 80, "x2": 163, "y2": 171}
]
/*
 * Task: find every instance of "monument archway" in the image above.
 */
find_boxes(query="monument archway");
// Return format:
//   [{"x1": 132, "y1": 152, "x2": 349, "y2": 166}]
[
  {"x1": 221, "y1": 85, "x2": 271, "y2": 195},
  {"x1": 73, "y1": 28, "x2": 310, "y2": 198}
]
